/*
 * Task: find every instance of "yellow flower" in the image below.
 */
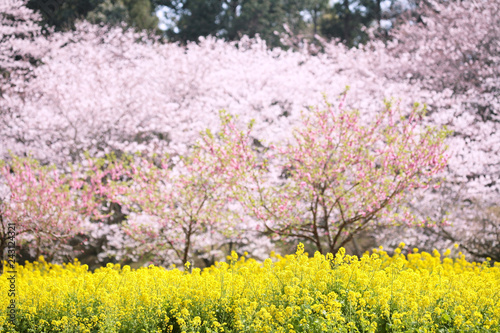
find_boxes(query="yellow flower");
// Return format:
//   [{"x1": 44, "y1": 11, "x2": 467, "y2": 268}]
[
  {"x1": 4, "y1": 244, "x2": 499, "y2": 332},
  {"x1": 192, "y1": 316, "x2": 202, "y2": 327}
]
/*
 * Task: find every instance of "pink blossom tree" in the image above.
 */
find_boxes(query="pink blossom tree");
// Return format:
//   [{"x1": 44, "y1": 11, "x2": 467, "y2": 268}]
[
  {"x1": 360, "y1": 0, "x2": 500, "y2": 260},
  {"x1": 0, "y1": 0, "x2": 48, "y2": 96},
  {"x1": 0, "y1": 15, "x2": 424, "y2": 166},
  {"x1": 89, "y1": 134, "x2": 249, "y2": 266},
  {"x1": 0, "y1": 157, "x2": 100, "y2": 271},
  {"x1": 203, "y1": 95, "x2": 449, "y2": 254}
]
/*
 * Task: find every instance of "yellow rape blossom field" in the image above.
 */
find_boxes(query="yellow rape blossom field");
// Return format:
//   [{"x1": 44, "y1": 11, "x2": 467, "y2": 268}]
[{"x1": 1, "y1": 244, "x2": 499, "y2": 333}]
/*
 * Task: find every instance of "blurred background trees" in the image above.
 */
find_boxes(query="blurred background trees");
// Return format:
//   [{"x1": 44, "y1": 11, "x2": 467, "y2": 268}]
[
  {"x1": 26, "y1": 0, "x2": 159, "y2": 31},
  {"x1": 23, "y1": 0, "x2": 426, "y2": 46}
]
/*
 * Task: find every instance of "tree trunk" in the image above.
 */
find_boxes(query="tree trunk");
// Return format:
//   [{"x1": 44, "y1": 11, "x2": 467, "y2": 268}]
[
  {"x1": 352, "y1": 236, "x2": 361, "y2": 257},
  {"x1": 182, "y1": 221, "x2": 194, "y2": 267},
  {"x1": 376, "y1": 0, "x2": 382, "y2": 29},
  {"x1": 182, "y1": 236, "x2": 191, "y2": 267},
  {"x1": 313, "y1": 8, "x2": 318, "y2": 35},
  {"x1": 343, "y1": 0, "x2": 351, "y2": 45}
]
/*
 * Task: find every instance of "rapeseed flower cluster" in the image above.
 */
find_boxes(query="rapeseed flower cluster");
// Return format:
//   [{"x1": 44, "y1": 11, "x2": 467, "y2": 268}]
[{"x1": 1, "y1": 243, "x2": 499, "y2": 332}]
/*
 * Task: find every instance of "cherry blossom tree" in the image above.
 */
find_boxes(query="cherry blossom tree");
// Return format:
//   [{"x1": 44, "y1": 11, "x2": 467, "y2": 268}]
[
  {"x1": 0, "y1": 15, "x2": 424, "y2": 166},
  {"x1": 0, "y1": 0, "x2": 47, "y2": 96},
  {"x1": 359, "y1": 0, "x2": 500, "y2": 259}
]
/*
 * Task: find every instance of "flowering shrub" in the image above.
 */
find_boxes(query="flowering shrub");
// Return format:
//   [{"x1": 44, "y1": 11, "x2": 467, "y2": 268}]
[
  {"x1": 86, "y1": 146, "x2": 246, "y2": 266},
  {"x1": 201, "y1": 99, "x2": 449, "y2": 255},
  {"x1": 1, "y1": 244, "x2": 499, "y2": 332},
  {"x1": 0, "y1": 157, "x2": 99, "y2": 266}
]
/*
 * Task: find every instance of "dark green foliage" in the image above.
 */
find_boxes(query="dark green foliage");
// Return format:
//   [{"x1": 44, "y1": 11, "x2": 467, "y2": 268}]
[
  {"x1": 24, "y1": 0, "x2": 410, "y2": 47},
  {"x1": 319, "y1": 0, "x2": 377, "y2": 47},
  {"x1": 223, "y1": 0, "x2": 303, "y2": 47},
  {"x1": 27, "y1": 0, "x2": 159, "y2": 31},
  {"x1": 165, "y1": 0, "x2": 224, "y2": 43},
  {"x1": 160, "y1": 0, "x2": 309, "y2": 47}
]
